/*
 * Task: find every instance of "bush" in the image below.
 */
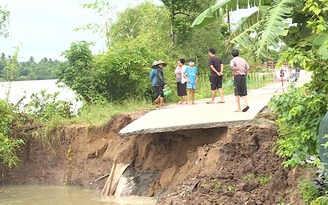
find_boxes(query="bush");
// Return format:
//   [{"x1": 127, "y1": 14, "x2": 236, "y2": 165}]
[
  {"x1": 269, "y1": 84, "x2": 328, "y2": 167},
  {"x1": 24, "y1": 90, "x2": 74, "y2": 122},
  {"x1": 0, "y1": 100, "x2": 24, "y2": 168},
  {"x1": 299, "y1": 179, "x2": 320, "y2": 204}
]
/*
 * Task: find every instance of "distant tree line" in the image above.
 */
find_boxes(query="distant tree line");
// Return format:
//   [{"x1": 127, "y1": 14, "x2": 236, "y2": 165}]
[{"x1": 0, "y1": 53, "x2": 60, "y2": 81}]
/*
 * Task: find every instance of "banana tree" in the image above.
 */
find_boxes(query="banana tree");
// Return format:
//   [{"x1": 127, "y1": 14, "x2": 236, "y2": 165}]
[{"x1": 191, "y1": 0, "x2": 311, "y2": 59}]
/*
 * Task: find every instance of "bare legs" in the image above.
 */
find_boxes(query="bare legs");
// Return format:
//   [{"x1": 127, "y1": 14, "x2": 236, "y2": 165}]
[
  {"x1": 187, "y1": 89, "x2": 196, "y2": 104},
  {"x1": 218, "y1": 88, "x2": 224, "y2": 102},
  {"x1": 179, "y1": 95, "x2": 187, "y2": 104},
  {"x1": 210, "y1": 90, "x2": 216, "y2": 102},
  {"x1": 154, "y1": 95, "x2": 160, "y2": 104},
  {"x1": 235, "y1": 95, "x2": 249, "y2": 112},
  {"x1": 159, "y1": 96, "x2": 164, "y2": 107},
  {"x1": 210, "y1": 88, "x2": 224, "y2": 103},
  {"x1": 154, "y1": 95, "x2": 165, "y2": 107}
]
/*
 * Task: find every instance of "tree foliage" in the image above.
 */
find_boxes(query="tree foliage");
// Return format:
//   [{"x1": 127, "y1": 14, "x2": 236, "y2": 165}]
[
  {"x1": 110, "y1": 1, "x2": 170, "y2": 48},
  {"x1": 58, "y1": 2, "x2": 172, "y2": 103},
  {"x1": 57, "y1": 1, "x2": 233, "y2": 104},
  {"x1": 270, "y1": 0, "x2": 328, "y2": 167},
  {"x1": 57, "y1": 41, "x2": 98, "y2": 103},
  {"x1": 191, "y1": 0, "x2": 298, "y2": 59},
  {"x1": 24, "y1": 90, "x2": 74, "y2": 122},
  {"x1": 0, "y1": 4, "x2": 10, "y2": 38},
  {"x1": 0, "y1": 100, "x2": 24, "y2": 169},
  {"x1": 193, "y1": 0, "x2": 328, "y2": 167},
  {"x1": 160, "y1": 0, "x2": 217, "y2": 44},
  {"x1": 0, "y1": 53, "x2": 60, "y2": 81},
  {"x1": 160, "y1": 0, "x2": 230, "y2": 71},
  {"x1": 74, "y1": 0, "x2": 117, "y2": 50}
]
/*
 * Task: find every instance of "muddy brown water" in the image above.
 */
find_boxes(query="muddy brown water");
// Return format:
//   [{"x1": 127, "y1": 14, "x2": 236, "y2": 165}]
[{"x1": 0, "y1": 185, "x2": 156, "y2": 205}]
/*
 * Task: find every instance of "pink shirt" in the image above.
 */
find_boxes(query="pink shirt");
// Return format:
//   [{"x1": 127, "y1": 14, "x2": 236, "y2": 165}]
[{"x1": 230, "y1": 56, "x2": 250, "y2": 75}]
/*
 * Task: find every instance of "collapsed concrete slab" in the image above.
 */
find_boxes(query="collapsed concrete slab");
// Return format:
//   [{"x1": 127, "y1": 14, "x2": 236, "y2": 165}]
[{"x1": 119, "y1": 71, "x2": 311, "y2": 137}]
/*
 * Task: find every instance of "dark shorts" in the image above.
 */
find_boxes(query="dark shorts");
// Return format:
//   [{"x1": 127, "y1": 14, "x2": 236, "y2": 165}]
[
  {"x1": 154, "y1": 86, "x2": 164, "y2": 100},
  {"x1": 234, "y1": 75, "x2": 247, "y2": 96},
  {"x1": 210, "y1": 75, "x2": 222, "y2": 90},
  {"x1": 177, "y1": 82, "x2": 187, "y2": 96}
]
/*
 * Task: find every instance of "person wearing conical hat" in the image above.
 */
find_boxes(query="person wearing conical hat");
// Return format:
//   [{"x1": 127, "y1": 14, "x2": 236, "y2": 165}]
[{"x1": 150, "y1": 60, "x2": 167, "y2": 107}]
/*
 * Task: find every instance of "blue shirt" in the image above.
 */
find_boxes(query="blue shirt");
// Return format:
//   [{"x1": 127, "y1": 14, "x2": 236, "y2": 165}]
[
  {"x1": 184, "y1": 66, "x2": 198, "y2": 84},
  {"x1": 150, "y1": 68, "x2": 157, "y2": 86},
  {"x1": 150, "y1": 67, "x2": 166, "y2": 87}
]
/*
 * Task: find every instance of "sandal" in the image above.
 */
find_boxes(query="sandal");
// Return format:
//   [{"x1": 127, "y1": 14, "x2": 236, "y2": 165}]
[
  {"x1": 206, "y1": 101, "x2": 214, "y2": 104},
  {"x1": 242, "y1": 106, "x2": 250, "y2": 112}
]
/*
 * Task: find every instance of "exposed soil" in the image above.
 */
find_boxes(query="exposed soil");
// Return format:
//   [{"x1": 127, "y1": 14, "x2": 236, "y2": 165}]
[{"x1": 1, "y1": 111, "x2": 308, "y2": 205}]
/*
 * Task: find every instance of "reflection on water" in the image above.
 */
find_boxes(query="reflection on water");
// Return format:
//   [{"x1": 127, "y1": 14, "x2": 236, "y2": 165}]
[{"x1": 0, "y1": 185, "x2": 157, "y2": 205}]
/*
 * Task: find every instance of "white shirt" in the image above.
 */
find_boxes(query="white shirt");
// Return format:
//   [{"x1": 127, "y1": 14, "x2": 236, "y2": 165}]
[{"x1": 175, "y1": 65, "x2": 187, "y2": 84}]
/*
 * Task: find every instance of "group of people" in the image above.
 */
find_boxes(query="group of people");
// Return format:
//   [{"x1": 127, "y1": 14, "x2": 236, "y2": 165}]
[{"x1": 150, "y1": 48, "x2": 250, "y2": 112}]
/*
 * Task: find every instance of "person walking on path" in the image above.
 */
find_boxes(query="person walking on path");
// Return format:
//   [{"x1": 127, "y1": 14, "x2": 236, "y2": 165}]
[
  {"x1": 183, "y1": 58, "x2": 198, "y2": 105},
  {"x1": 230, "y1": 49, "x2": 250, "y2": 112},
  {"x1": 150, "y1": 60, "x2": 167, "y2": 107},
  {"x1": 175, "y1": 59, "x2": 187, "y2": 104},
  {"x1": 207, "y1": 48, "x2": 225, "y2": 104}
]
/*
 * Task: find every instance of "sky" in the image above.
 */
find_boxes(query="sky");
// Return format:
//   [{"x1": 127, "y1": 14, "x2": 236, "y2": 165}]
[
  {"x1": 0, "y1": 0, "x2": 162, "y2": 62},
  {"x1": 0, "y1": 0, "x2": 255, "y2": 62}
]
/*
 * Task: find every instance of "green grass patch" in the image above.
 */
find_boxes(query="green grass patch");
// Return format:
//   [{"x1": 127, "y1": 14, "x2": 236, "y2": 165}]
[
  {"x1": 70, "y1": 98, "x2": 154, "y2": 126},
  {"x1": 298, "y1": 179, "x2": 320, "y2": 204},
  {"x1": 258, "y1": 173, "x2": 273, "y2": 186},
  {"x1": 243, "y1": 173, "x2": 256, "y2": 182}
]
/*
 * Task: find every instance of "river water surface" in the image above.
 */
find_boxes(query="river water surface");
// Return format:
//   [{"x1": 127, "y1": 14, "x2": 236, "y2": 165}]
[
  {"x1": 0, "y1": 81, "x2": 156, "y2": 204},
  {"x1": 0, "y1": 185, "x2": 157, "y2": 205},
  {"x1": 0, "y1": 79, "x2": 82, "y2": 111}
]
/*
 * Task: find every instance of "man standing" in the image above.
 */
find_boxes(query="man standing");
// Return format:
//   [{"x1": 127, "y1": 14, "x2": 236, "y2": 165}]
[
  {"x1": 207, "y1": 48, "x2": 224, "y2": 104},
  {"x1": 230, "y1": 49, "x2": 250, "y2": 112}
]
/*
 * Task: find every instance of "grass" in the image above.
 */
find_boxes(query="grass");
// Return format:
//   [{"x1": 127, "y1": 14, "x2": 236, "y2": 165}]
[
  {"x1": 242, "y1": 173, "x2": 273, "y2": 186},
  {"x1": 68, "y1": 98, "x2": 154, "y2": 126},
  {"x1": 243, "y1": 173, "x2": 256, "y2": 182},
  {"x1": 258, "y1": 173, "x2": 273, "y2": 186},
  {"x1": 298, "y1": 178, "x2": 320, "y2": 204}
]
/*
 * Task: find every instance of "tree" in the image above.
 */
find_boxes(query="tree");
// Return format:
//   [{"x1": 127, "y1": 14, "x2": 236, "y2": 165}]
[
  {"x1": 191, "y1": 0, "x2": 299, "y2": 59},
  {"x1": 160, "y1": 0, "x2": 217, "y2": 45},
  {"x1": 191, "y1": 0, "x2": 328, "y2": 168},
  {"x1": 58, "y1": 2, "x2": 173, "y2": 103},
  {"x1": 0, "y1": 53, "x2": 6, "y2": 73},
  {"x1": 0, "y1": 4, "x2": 10, "y2": 38},
  {"x1": 110, "y1": 1, "x2": 170, "y2": 48},
  {"x1": 74, "y1": 0, "x2": 117, "y2": 50},
  {"x1": 57, "y1": 41, "x2": 97, "y2": 103}
]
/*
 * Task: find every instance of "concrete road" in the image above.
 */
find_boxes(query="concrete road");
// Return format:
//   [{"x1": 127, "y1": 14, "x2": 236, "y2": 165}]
[{"x1": 119, "y1": 71, "x2": 311, "y2": 137}]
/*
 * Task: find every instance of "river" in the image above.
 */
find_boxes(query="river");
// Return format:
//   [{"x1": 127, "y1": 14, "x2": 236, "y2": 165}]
[
  {"x1": 0, "y1": 185, "x2": 157, "y2": 205},
  {"x1": 0, "y1": 79, "x2": 82, "y2": 112},
  {"x1": 0, "y1": 80, "x2": 157, "y2": 204}
]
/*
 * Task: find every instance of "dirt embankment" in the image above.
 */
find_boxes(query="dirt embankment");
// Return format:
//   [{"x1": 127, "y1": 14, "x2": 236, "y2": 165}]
[{"x1": 1, "y1": 112, "x2": 306, "y2": 205}]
